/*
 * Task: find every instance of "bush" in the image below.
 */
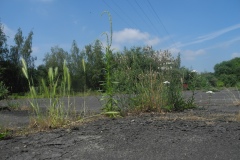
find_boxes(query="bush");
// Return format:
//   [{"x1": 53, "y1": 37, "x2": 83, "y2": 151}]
[
  {"x1": 0, "y1": 81, "x2": 8, "y2": 100},
  {"x1": 216, "y1": 80, "x2": 224, "y2": 88},
  {"x1": 114, "y1": 50, "x2": 196, "y2": 113}
]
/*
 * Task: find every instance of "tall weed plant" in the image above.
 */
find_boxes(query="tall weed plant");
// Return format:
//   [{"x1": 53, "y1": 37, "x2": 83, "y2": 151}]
[{"x1": 100, "y1": 11, "x2": 120, "y2": 117}]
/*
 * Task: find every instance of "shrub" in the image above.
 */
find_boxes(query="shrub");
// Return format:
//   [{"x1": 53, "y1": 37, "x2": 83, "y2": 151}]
[
  {"x1": 116, "y1": 50, "x2": 196, "y2": 113},
  {"x1": 0, "y1": 81, "x2": 8, "y2": 100},
  {"x1": 216, "y1": 80, "x2": 225, "y2": 88}
]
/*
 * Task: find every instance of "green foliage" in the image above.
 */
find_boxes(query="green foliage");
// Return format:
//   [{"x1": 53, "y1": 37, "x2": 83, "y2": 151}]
[
  {"x1": 100, "y1": 11, "x2": 120, "y2": 114},
  {"x1": 0, "y1": 22, "x2": 9, "y2": 61},
  {"x1": 68, "y1": 40, "x2": 85, "y2": 92},
  {"x1": 22, "y1": 58, "x2": 75, "y2": 129},
  {"x1": 0, "y1": 27, "x2": 36, "y2": 94},
  {"x1": 112, "y1": 46, "x2": 158, "y2": 93},
  {"x1": 85, "y1": 40, "x2": 105, "y2": 90},
  {"x1": 44, "y1": 46, "x2": 69, "y2": 75},
  {"x1": 180, "y1": 67, "x2": 218, "y2": 90},
  {"x1": 0, "y1": 127, "x2": 10, "y2": 140},
  {"x1": 214, "y1": 57, "x2": 240, "y2": 87},
  {"x1": 115, "y1": 50, "x2": 196, "y2": 113},
  {"x1": 216, "y1": 80, "x2": 224, "y2": 88},
  {"x1": 0, "y1": 81, "x2": 8, "y2": 100}
]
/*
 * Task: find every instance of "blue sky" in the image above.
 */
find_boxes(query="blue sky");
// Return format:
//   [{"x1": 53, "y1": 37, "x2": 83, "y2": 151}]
[{"x1": 1, "y1": 0, "x2": 240, "y2": 72}]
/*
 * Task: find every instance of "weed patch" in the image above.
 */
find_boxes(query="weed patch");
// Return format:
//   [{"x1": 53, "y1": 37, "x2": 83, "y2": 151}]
[{"x1": 22, "y1": 59, "x2": 79, "y2": 129}]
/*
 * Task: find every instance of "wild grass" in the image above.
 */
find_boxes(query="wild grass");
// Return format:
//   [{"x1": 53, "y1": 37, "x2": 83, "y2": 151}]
[
  {"x1": 22, "y1": 59, "x2": 78, "y2": 129},
  {"x1": 0, "y1": 126, "x2": 10, "y2": 140},
  {"x1": 114, "y1": 51, "x2": 196, "y2": 114},
  {"x1": 130, "y1": 70, "x2": 165, "y2": 112}
]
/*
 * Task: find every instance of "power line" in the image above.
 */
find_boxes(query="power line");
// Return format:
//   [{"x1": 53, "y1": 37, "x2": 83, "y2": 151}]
[
  {"x1": 102, "y1": 0, "x2": 132, "y2": 28},
  {"x1": 128, "y1": 0, "x2": 145, "y2": 22},
  {"x1": 134, "y1": 0, "x2": 162, "y2": 38},
  {"x1": 102, "y1": 0, "x2": 176, "y2": 49},
  {"x1": 147, "y1": 0, "x2": 177, "y2": 48},
  {"x1": 111, "y1": 0, "x2": 138, "y2": 28}
]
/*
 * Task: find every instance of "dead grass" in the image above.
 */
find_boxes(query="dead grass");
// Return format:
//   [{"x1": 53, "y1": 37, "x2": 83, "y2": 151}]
[
  {"x1": 155, "y1": 112, "x2": 238, "y2": 122},
  {"x1": 236, "y1": 111, "x2": 240, "y2": 121},
  {"x1": 5, "y1": 113, "x2": 104, "y2": 138},
  {"x1": 19, "y1": 105, "x2": 31, "y2": 111},
  {"x1": 233, "y1": 100, "x2": 240, "y2": 106}
]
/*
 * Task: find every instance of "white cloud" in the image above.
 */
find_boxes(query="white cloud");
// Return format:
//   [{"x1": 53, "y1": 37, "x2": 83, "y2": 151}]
[
  {"x1": 231, "y1": 52, "x2": 240, "y2": 58},
  {"x1": 202, "y1": 36, "x2": 240, "y2": 50},
  {"x1": 165, "y1": 47, "x2": 205, "y2": 61},
  {"x1": 197, "y1": 23, "x2": 240, "y2": 42},
  {"x1": 169, "y1": 47, "x2": 181, "y2": 55},
  {"x1": 182, "y1": 49, "x2": 206, "y2": 60},
  {"x1": 112, "y1": 28, "x2": 160, "y2": 47},
  {"x1": 176, "y1": 23, "x2": 240, "y2": 48},
  {"x1": 113, "y1": 28, "x2": 148, "y2": 43},
  {"x1": 220, "y1": 36, "x2": 240, "y2": 48},
  {"x1": 145, "y1": 37, "x2": 160, "y2": 46}
]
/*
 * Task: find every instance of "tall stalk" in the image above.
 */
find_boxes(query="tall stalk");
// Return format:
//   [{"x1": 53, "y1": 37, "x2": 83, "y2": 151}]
[
  {"x1": 101, "y1": 11, "x2": 120, "y2": 116},
  {"x1": 82, "y1": 59, "x2": 87, "y2": 115}
]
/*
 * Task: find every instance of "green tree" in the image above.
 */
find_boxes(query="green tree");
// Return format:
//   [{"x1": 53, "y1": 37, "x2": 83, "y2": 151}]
[
  {"x1": 214, "y1": 57, "x2": 240, "y2": 87},
  {"x1": 85, "y1": 39, "x2": 105, "y2": 90},
  {"x1": 1, "y1": 28, "x2": 35, "y2": 93},
  {"x1": 43, "y1": 46, "x2": 69, "y2": 75},
  {"x1": 0, "y1": 23, "x2": 9, "y2": 61},
  {"x1": 68, "y1": 40, "x2": 85, "y2": 92},
  {"x1": 21, "y1": 31, "x2": 36, "y2": 69},
  {"x1": 0, "y1": 23, "x2": 9, "y2": 98}
]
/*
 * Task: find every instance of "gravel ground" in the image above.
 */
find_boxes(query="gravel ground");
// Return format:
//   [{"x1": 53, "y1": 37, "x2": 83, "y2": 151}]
[{"x1": 0, "y1": 90, "x2": 240, "y2": 160}]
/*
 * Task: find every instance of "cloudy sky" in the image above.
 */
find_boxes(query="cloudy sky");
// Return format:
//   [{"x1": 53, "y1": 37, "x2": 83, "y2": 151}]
[{"x1": 1, "y1": 0, "x2": 240, "y2": 72}]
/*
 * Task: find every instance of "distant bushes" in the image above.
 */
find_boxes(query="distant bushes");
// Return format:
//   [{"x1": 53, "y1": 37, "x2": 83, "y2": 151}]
[{"x1": 214, "y1": 57, "x2": 240, "y2": 87}]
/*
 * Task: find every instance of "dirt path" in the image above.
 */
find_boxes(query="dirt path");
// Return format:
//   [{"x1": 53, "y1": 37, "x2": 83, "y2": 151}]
[
  {"x1": 0, "y1": 90, "x2": 240, "y2": 159},
  {"x1": 0, "y1": 109, "x2": 240, "y2": 160}
]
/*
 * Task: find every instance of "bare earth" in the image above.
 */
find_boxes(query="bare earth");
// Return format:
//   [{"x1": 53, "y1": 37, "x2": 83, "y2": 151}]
[{"x1": 0, "y1": 90, "x2": 240, "y2": 160}]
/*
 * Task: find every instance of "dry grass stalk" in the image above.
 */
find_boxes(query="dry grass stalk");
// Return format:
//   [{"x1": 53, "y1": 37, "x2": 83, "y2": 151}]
[
  {"x1": 155, "y1": 112, "x2": 237, "y2": 122},
  {"x1": 233, "y1": 100, "x2": 240, "y2": 106},
  {"x1": 236, "y1": 111, "x2": 240, "y2": 121}
]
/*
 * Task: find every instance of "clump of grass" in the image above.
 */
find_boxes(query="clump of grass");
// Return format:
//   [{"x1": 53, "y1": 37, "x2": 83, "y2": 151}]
[
  {"x1": 22, "y1": 59, "x2": 77, "y2": 129},
  {"x1": 123, "y1": 51, "x2": 196, "y2": 113},
  {"x1": 131, "y1": 70, "x2": 164, "y2": 112},
  {"x1": 0, "y1": 126, "x2": 11, "y2": 140}
]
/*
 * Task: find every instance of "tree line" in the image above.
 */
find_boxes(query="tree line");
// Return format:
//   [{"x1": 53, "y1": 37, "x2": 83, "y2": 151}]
[{"x1": 1, "y1": 22, "x2": 240, "y2": 99}]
